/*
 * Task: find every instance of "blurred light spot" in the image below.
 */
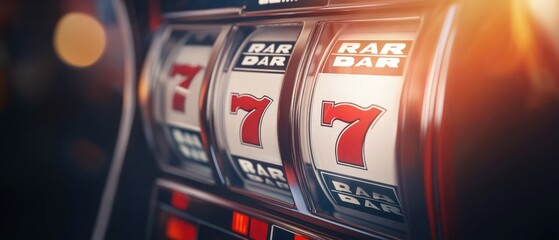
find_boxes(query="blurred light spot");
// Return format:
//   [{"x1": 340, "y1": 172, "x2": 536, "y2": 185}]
[
  {"x1": 148, "y1": 0, "x2": 162, "y2": 31},
  {"x1": 170, "y1": 191, "x2": 190, "y2": 210},
  {"x1": 528, "y1": 0, "x2": 559, "y2": 55},
  {"x1": 138, "y1": 68, "x2": 149, "y2": 106},
  {"x1": 511, "y1": 0, "x2": 559, "y2": 105},
  {"x1": 511, "y1": 0, "x2": 534, "y2": 55},
  {"x1": 54, "y1": 12, "x2": 106, "y2": 67}
]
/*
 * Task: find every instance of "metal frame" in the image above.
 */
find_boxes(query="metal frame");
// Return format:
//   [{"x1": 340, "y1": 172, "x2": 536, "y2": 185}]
[
  {"x1": 160, "y1": 0, "x2": 439, "y2": 21},
  {"x1": 92, "y1": 0, "x2": 137, "y2": 239},
  {"x1": 395, "y1": 3, "x2": 459, "y2": 239},
  {"x1": 140, "y1": 4, "x2": 457, "y2": 240}
]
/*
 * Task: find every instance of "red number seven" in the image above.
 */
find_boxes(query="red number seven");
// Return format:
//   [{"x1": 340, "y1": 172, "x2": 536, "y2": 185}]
[
  {"x1": 321, "y1": 101, "x2": 385, "y2": 169},
  {"x1": 230, "y1": 93, "x2": 273, "y2": 147},
  {"x1": 169, "y1": 64, "x2": 202, "y2": 112}
]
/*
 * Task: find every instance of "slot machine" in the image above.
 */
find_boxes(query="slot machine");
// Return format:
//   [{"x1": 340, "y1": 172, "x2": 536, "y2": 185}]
[{"x1": 95, "y1": 0, "x2": 559, "y2": 239}]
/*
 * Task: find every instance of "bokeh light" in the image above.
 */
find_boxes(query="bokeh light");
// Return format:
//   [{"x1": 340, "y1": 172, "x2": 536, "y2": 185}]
[{"x1": 54, "y1": 12, "x2": 106, "y2": 67}]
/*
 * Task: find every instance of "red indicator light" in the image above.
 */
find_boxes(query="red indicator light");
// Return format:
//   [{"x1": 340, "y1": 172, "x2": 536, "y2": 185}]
[
  {"x1": 294, "y1": 235, "x2": 309, "y2": 240},
  {"x1": 171, "y1": 191, "x2": 190, "y2": 210},
  {"x1": 231, "y1": 211, "x2": 250, "y2": 235},
  {"x1": 249, "y1": 218, "x2": 269, "y2": 240},
  {"x1": 147, "y1": 0, "x2": 161, "y2": 32},
  {"x1": 166, "y1": 216, "x2": 197, "y2": 240}
]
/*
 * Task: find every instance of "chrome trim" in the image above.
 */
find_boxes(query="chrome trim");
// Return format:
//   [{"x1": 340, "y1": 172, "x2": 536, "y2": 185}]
[
  {"x1": 277, "y1": 21, "x2": 316, "y2": 214},
  {"x1": 327, "y1": 0, "x2": 433, "y2": 8},
  {"x1": 199, "y1": 25, "x2": 232, "y2": 185},
  {"x1": 205, "y1": 25, "x2": 240, "y2": 189},
  {"x1": 163, "y1": 7, "x2": 243, "y2": 20},
  {"x1": 291, "y1": 21, "x2": 325, "y2": 217},
  {"x1": 422, "y1": 4, "x2": 458, "y2": 239},
  {"x1": 147, "y1": 8, "x2": 441, "y2": 239},
  {"x1": 139, "y1": 27, "x2": 171, "y2": 154},
  {"x1": 92, "y1": 0, "x2": 136, "y2": 239},
  {"x1": 161, "y1": 1, "x2": 435, "y2": 21},
  {"x1": 395, "y1": 3, "x2": 457, "y2": 239},
  {"x1": 420, "y1": 8, "x2": 456, "y2": 143}
]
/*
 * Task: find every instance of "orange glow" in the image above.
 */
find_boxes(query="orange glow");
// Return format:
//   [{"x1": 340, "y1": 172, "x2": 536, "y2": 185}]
[
  {"x1": 511, "y1": 0, "x2": 559, "y2": 106},
  {"x1": 458, "y1": 0, "x2": 559, "y2": 109},
  {"x1": 511, "y1": 0, "x2": 533, "y2": 54},
  {"x1": 138, "y1": 68, "x2": 150, "y2": 106},
  {"x1": 166, "y1": 216, "x2": 197, "y2": 240},
  {"x1": 54, "y1": 12, "x2": 106, "y2": 67},
  {"x1": 294, "y1": 235, "x2": 310, "y2": 240},
  {"x1": 231, "y1": 211, "x2": 249, "y2": 235}
]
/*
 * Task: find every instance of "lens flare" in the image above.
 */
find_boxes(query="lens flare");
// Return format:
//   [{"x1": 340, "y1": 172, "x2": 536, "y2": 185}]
[{"x1": 54, "y1": 12, "x2": 106, "y2": 67}]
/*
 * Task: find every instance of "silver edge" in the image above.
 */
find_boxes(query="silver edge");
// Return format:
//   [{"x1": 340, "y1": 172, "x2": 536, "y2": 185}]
[
  {"x1": 163, "y1": 7, "x2": 243, "y2": 20},
  {"x1": 199, "y1": 24, "x2": 232, "y2": 185},
  {"x1": 206, "y1": 25, "x2": 240, "y2": 189},
  {"x1": 92, "y1": 0, "x2": 136, "y2": 239},
  {"x1": 291, "y1": 21, "x2": 324, "y2": 217},
  {"x1": 432, "y1": 5, "x2": 458, "y2": 239},
  {"x1": 139, "y1": 27, "x2": 170, "y2": 156},
  {"x1": 277, "y1": 21, "x2": 315, "y2": 214},
  {"x1": 420, "y1": 4, "x2": 458, "y2": 239},
  {"x1": 433, "y1": 14, "x2": 457, "y2": 149},
  {"x1": 161, "y1": 1, "x2": 431, "y2": 20}
]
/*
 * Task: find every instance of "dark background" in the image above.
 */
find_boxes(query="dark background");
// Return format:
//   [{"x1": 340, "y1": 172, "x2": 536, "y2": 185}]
[{"x1": 0, "y1": 0, "x2": 154, "y2": 239}]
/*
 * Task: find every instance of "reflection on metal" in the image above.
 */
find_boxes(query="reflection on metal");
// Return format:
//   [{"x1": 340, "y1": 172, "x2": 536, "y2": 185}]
[
  {"x1": 162, "y1": 7, "x2": 243, "y2": 20},
  {"x1": 421, "y1": 4, "x2": 458, "y2": 239},
  {"x1": 513, "y1": 0, "x2": 559, "y2": 105},
  {"x1": 54, "y1": 12, "x2": 106, "y2": 67},
  {"x1": 92, "y1": 0, "x2": 135, "y2": 239}
]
